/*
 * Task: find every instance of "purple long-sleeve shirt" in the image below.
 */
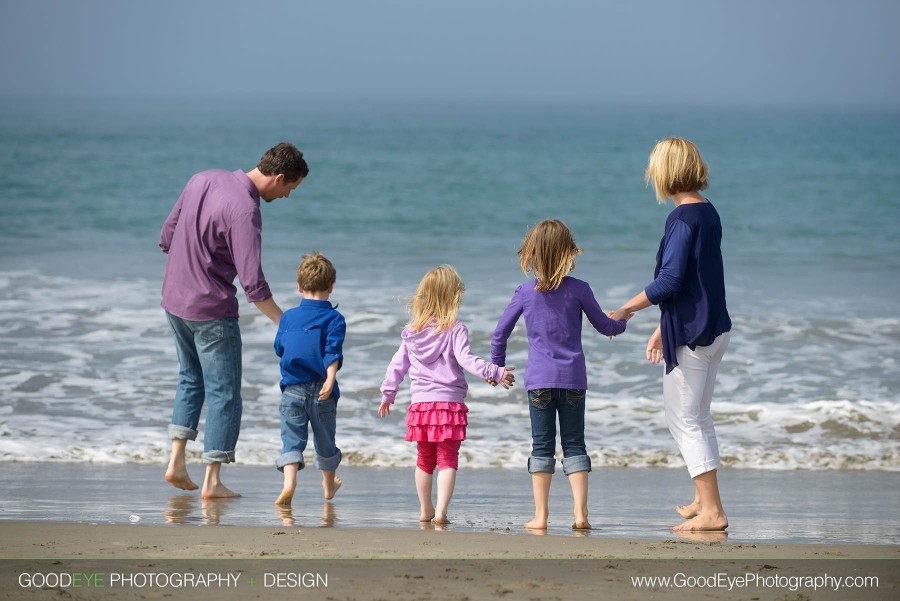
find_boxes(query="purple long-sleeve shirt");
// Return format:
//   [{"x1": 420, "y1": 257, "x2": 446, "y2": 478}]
[
  {"x1": 160, "y1": 169, "x2": 272, "y2": 321},
  {"x1": 491, "y1": 277, "x2": 626, "y2": 391}
]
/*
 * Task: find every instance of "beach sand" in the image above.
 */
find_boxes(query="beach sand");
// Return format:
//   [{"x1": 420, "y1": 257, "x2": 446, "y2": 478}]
[{"x1": 1, "y1": 463, "x2": 898, "y2": 599}]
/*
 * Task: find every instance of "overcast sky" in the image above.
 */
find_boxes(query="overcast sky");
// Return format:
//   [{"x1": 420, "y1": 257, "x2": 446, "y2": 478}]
[{"x1": 1, "y1": 0, "x2": 898, "y2": 108}]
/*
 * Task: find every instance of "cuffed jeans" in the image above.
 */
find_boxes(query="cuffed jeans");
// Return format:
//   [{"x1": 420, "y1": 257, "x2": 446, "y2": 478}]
[
  {"x1": 663, "y1": 331, "x2": 730, "y2": 478},
  {"x1": 527, "y1": 388, "x2": 591, "y2": 475},
  {"x1": 166, "y1": 312, "x2": 242, "y2": 464},
  {"x1": 276, "y1": 381, "x2": 342, "y2": 472}
]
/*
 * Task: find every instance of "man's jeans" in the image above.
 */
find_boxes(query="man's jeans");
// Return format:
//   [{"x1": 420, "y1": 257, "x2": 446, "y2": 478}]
[
  {"x1": 166, "y1": 312, "x2": 242, "y2": 464},
  {"x1": 276, "y1": 381, "x2": 342, "y2": 472},
  {"x1": 527, "y1": 388, "x2": 591, "y2": 475}
]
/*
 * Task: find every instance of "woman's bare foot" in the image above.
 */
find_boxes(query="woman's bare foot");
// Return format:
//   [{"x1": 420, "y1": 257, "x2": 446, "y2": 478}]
[
  {"x1": 672, "y1": 511, "x2": 728, "y2": 531},
  {"x1": 323, "y1": 474, "x2": 342, "y2": 500},
  {"x1": 676, "y1": 501, "x2": 701, "y2": 519},
  {"x1": 165, "y1": 468, "x2": 198, "y2": 491},
  {"x1": 419, "y1": 510, "x2": 435, "y2": 522},
  {"x1": 431, "y1": 514, "x2": 449, "y2": 525},
  {"x1": 572, "y1": 520, "x2": 592, "y2": 531},
  {"x1": 525, "y1": 517, "x2": 548, "y2": 530}
]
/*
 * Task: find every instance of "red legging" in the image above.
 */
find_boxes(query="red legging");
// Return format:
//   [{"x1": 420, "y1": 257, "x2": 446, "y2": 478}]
[{"x1": 416, "y1": 440, "x2": 461, "y2": 473}]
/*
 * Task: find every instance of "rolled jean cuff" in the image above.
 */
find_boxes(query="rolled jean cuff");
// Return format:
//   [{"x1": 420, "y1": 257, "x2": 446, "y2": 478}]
[
  {"x1": 528, "y1": 455, "x2": 556, "y2": 474},
  {"x1": 168, "y1": 424, "x2": 198, "y2": 441},
  {"x1": 275, "y1": 451, "x2": 306, "y2": 472},
  {"x1": 201, "y1": 450, "x2": 235, "y2": 465},
  {"x1": 315, "y1": 449, "x2": 342, "y2": 472},
  {"x1": 562, "y1": 454, "x2": 591, "y2": 475}
]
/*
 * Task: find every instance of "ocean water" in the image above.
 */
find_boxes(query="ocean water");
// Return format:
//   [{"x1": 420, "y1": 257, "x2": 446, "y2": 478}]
[{"x1": 0, "y1": 98, "x2": 898, "y2": 473}]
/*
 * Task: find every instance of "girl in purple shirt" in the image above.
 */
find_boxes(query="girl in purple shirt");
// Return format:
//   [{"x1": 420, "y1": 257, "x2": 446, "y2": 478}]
[
  {"x1": 492, "y1": 220, "x2": 629, "y2": 531},
  {"x1": 379, "y1": 265, "x2": 515, "y2": 525}
]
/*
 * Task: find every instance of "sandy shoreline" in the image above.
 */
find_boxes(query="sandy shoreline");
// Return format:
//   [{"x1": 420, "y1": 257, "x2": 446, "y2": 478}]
[{"x1": 2, "y1": 523, "x2": 898, "y2": 601}]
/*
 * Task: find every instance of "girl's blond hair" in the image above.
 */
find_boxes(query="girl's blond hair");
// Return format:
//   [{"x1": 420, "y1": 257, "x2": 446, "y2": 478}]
[
  {"x1": 407, "y1": 265, "x2": 465, "y2": 334},
  {"x1": 518, "y1": 219, "x2": 582, "y2": 291},
  {"x1": 645, "y1": 137, "x2": 709, "y2": 203}
]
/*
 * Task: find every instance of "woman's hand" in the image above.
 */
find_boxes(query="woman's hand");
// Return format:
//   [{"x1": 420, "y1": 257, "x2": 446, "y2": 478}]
[{"x1": 646, "y1": 326, "x2": 663, "y2": 364}]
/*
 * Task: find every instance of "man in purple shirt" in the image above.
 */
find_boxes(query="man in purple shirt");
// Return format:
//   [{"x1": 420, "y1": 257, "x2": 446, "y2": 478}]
[{"x1": 160, "y1": 142, "x2": 309, "y2": 498}]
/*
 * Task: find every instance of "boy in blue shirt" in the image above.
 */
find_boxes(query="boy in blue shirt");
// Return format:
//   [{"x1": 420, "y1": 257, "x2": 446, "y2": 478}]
[{"x1": 274, "y1": 252, "x2": 345, "y2": 506}]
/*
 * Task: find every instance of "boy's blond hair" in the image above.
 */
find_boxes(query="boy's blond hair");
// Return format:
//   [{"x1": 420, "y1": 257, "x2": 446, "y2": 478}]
[
  {"x1": 296, "y1": 251, "x2": 336, "y2": 292},
  {"x1": 407, "y1": 265, "x2": 465, "y2": 335},
  {"x1": 645, "y1": 137, "x2": 709, "y2": 203},
  {"x1": 518, "y1": 219, "x2": 582, "y2": 292}
]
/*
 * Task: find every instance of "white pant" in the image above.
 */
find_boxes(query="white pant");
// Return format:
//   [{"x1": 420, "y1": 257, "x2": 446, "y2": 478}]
[{"x1": 663, "y1": 331, "x2": 730, "y2": 478}]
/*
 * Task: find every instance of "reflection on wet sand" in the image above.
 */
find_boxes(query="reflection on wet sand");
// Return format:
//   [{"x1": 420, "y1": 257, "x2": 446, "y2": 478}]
[
  {"x1": 164, "y1": 495, "x2": 197, "y2": 524},
  {"x1": 201, "y1": 497, "x2": 237, "y2": 525},
  {"x1": 672, "y1": 530, "x2": 729, "y2": 544}
]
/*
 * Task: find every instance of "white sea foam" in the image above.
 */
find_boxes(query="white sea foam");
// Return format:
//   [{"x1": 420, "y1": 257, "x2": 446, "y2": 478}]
[{"x1": 0, "y1": 269, "x2": 897, "y2": 471}]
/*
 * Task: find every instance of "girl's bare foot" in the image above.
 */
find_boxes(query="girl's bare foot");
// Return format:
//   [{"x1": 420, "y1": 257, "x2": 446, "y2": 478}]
[
  {"x1": 323, "y1": 474, "x2": 342, "y2": 500},
  {"x1": 165, "y1": 468, "x2": 198, "y2": 491},
  {"x1": 419, "y1": 511, "x2": 435, "y2": 522},
  {"x1": 572, "y1": 520, "x2": 592, "y2": 530},
  {"x1": 672, "y1": 511, "x2": 728, "y2": 531},
  {"x1": 525, "y1": 517, "x2": 548, "y2": 530},
  {"x1": 275, "y1": 488, "x2": 294, "y2": 506},
  {"x1": 676, "y1": 501, "x2": 701, "y2": 519},
  {"x1": 431, "y1": 514, "x2": 449, "y2": 525}
]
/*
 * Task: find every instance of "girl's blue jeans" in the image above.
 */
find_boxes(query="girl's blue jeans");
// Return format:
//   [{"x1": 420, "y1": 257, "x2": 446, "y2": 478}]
[
  {"x1": 527, "y1": 388, "x2": 591, "y2": 475},
  {"x1": 166, "y1": 312, "x2": 242, "y2": 464}
]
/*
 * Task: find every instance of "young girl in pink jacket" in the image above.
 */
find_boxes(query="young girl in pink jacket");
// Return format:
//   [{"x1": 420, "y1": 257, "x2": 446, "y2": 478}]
[{"x1": 379, "y1": 265, "x2": 515, "y2": 525}]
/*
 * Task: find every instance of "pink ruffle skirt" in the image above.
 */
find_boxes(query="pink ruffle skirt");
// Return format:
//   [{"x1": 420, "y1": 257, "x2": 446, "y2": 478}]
[{"x1": 405, "y1": 401, "x2": 468, "y2": 442}]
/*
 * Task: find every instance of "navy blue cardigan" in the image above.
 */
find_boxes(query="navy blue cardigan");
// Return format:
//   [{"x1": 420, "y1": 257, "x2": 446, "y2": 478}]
[{"x1": 644, "y1": 200, "x2": 731, "y2": 373}]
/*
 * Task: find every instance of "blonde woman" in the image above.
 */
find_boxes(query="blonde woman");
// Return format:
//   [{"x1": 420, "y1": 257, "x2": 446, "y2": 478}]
[
  {"x1": 492, "y1": 220, "x2": 629, "y2": 531},
  {"x1": 611, "y1": 138, "x2": 732, "y2": 531},
  {"x1": 379, "y1": 265, "x2": 515, "y2": 525}
]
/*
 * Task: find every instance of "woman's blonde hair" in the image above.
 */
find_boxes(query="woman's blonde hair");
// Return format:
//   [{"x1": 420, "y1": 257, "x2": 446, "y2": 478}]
[
  {"x1": 407, "y1": 265, "x2": 465, "y2": 334},
  {"x1": 518, "y1": 219, "x2": 582, "y2": 291},
  {"x1": 645, "y1": 137, "x2": 709, "y2": 203}
]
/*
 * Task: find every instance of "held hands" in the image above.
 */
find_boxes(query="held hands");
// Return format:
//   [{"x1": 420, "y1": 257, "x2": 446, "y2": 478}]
[
  {"x1": 646, "y1": 326, "x2": 663, "y2": 365},
  {"x1": 378, "y1": 401, "x2": 391, "y2": 418},
  {"x1": 486, "y1": 366, "x2": 516, "y2": 389},
  {"x1": 608, "y1": 308, "x2": 635, "y2": 322}
]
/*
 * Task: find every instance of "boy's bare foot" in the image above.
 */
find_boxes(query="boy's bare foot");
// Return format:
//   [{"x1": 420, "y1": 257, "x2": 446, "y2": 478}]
[
  {"x1": 572, "y1": 520, "x2": 592, "y2": 531},
  {"x1": 431, "y1": 514, "x2": 449, "y2": 525},
  {"x1": 676, "y1": 501, "x2": 701, "y2": 519},
  {"x1": 524, "y1": 517, "x2": 548, "y2": 530},
  {"x1": 323, "y1": 475, "x2": 342, "y2": 500},
  {"x1": 275, "y1": 488, "x2": 294, "y2": 506},
  {"x1": 671, "y1": 511, "x2": 728, "y2": 531},
  {"x1": 165, "y1": 468, "x2": 199, "y2": 491},
  {"x1": 201, "y1": 483, "x2": 241, "y2": 499}
]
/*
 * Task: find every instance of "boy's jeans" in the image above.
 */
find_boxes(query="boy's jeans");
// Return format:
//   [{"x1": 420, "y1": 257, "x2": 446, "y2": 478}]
[
  {"x1": 165, "y1": 312, "x2": 242, "y2": 464},
  {"x1": 276, "y1": 381, "x2": 342, "y2": 472},
  {"x1": 527, "y1": 388, "x2": 591, "y2": 475}
]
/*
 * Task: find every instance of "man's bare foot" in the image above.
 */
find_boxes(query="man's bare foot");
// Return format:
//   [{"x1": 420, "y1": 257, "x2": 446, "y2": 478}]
[
  {"x1": 676, "y1": 501, "x2": 700, "y2": 519},
  {"x1": 201, "y1": 483, "x2": 241, "y2": 499},
  {"x1": 672, "y1": 511, "x2": 728, "y2": 531},
  {"x1": 525, "y1": 517, "x2": 548, "y2": 530},
  {"x1": 431, "y1": 514, "x2": 449, "y2": 525},
  {"x1": 165, "y1": 468, "x2": 198, "y2": 491},
  {"x1": 275, "y1": 488, "x2": 294, "y2": 506},
  {"x1": 323, "y1": 475, "x2": 342, "y2": 500},
  {"x1": 572, "y1": 520, "x2": 592, "y2": 531}
]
